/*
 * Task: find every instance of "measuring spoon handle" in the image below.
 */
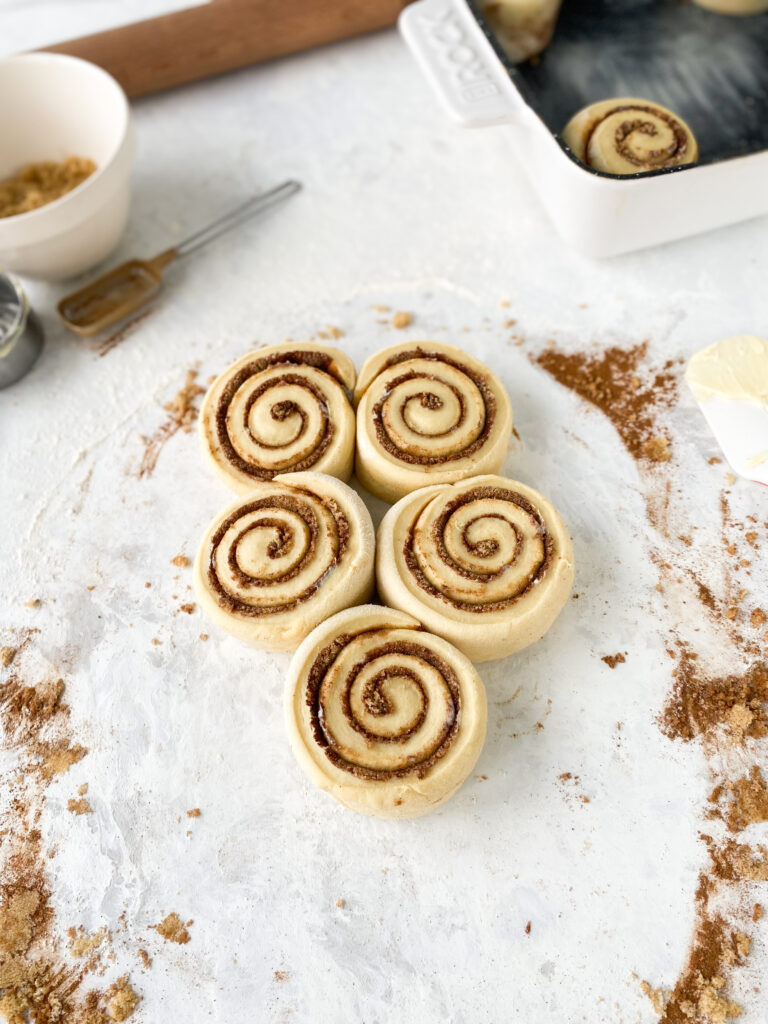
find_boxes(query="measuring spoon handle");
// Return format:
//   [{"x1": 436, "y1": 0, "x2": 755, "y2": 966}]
[{"x1": 172, "y1": 179, "x2": 301, "y2": 259}]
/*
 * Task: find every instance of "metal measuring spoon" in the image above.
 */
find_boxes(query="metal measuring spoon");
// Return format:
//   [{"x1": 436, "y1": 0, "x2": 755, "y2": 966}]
[
  {"x1": 58, "y1": 180, "x2": 301, "y2": 338},
  {"x1": 0, "y1": 274, "x2": 45, "y2": 389}
]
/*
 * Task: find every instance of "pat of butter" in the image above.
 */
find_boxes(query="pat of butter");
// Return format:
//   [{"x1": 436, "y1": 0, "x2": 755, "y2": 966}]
[{"x1": 686, "y1": 334, "x2": 768, "y2": 407}]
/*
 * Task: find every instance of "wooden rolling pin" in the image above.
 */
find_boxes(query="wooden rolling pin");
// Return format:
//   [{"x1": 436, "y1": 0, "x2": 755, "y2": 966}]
[{"x1": 43, "y1": 0, "x2": 412, "y2": 98}]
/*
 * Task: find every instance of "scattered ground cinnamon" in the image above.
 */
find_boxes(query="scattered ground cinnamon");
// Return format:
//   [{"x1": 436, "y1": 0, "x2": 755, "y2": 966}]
[
  {"x1": 535, "y1": 336, "x2": 767, "y2": 1018},
  {"x1": 94, "y1": 309, "x2": 154, "y2": 359},
  {"x1": 661, "y1": 646, "x2": 768, "y2": 744},
  {"x1": 646, "y1": 914, "x2": 748, "y2": 1023},
  {"x1": 178, "y1": 603, "x2": 195, "y2": 615},
  {"x1": 274, "y1": 970, "x2": 290, "y2": 982},
  {"x1": 534, "y1": 341, "x2": 679, "y2": 462},
  {"x1": 186, "y1": 808, "x2": 200, "y2": 819},
  {"x1": 0, "y1": 652, "x2": 140, "y2": 1021},
  {"x1": 138, "y1": 368, "x2": 204, "y2": 479}
]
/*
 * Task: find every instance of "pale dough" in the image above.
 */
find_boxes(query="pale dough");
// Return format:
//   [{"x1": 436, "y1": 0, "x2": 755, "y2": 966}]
[
  {"x1": 199, "y1": 343, "x2": 356, "y2": 494},
  {"x1": 562, "y1": 98, "x2": 699, "y2": 175},
  {"x1": 692, "y1": 0, "x2": 768, "y2": 13},
  {"x1": 354, "y1": 341, "x2": 513, "y2": 504},
  {"x1": 193, "y1": 472, "x2": 374, "y2": 652},
  {"x1": 285, "y1": 605, "x2": 487, "y2": 819},
  {"x1": 477, "y1": 0, "x2": 563, "y2": 63},
  {"x1": 376, "y1": 475, "x2": 574, "y2": 662}
]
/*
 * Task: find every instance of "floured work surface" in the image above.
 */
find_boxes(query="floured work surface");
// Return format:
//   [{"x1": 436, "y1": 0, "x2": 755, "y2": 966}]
[
  {"x1": 1, "y1": 10, "x2": 768, "y2": 1021},
  {"x1": 2, "y1": 283, "x2": 766, "y2": 1022}
]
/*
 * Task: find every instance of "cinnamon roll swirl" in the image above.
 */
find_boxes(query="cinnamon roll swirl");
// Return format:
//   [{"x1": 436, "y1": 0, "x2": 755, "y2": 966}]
[
  {"x1": 199, "y1": 343, "x2": 356, "y2": 493},
  {"x1": 354, "y1": 342, "x2": 513, "y2": 504},
  {"x1": 193, "y1": 472, "x2": 375, "y2": 651},
  {"x1": 562, "y1": 98, "x2": 699, "y2": 175},
  {"x1": 376, "y1": 475, "x2": 574, "y2": 662},
  {"x1": 285, "y1": 605, "x2": 487, "y2": 818}
]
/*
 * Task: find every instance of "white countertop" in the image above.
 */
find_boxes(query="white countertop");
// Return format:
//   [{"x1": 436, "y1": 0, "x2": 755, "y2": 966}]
[{"x1": 2, "y1": 3, "x2": 767, "y2": 1022}]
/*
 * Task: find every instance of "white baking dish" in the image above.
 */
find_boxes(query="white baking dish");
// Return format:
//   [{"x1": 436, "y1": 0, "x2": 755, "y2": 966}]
[{"x1": 400, "y1": 0, "x2": 768, "y2": 257}]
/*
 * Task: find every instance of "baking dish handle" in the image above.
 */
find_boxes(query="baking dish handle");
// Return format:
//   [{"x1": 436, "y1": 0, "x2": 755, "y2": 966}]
[{"x1": 399, "y1": 0, "x2": 523, "y2": 127}]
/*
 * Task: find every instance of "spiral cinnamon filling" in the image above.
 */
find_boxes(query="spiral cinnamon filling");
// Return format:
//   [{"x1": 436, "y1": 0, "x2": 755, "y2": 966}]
[
  {"x1": 206, "y1": 491, "x2": 350, "y2": 616},
  {"x1": 215, "y1": 351, "x2": 343, "y2": 478},
  {"x1": 371, "y1": 349, "x2": 496, "y2": 466},
  {"x1": 585, "y1": 104, "x2": 689, "y2": 169},
  {"x1": 405, "y1": 486, "x2": 554, "y2": 612},
  {"x1": 305, "y1": 631, "x2": 461, "y2": 780}
]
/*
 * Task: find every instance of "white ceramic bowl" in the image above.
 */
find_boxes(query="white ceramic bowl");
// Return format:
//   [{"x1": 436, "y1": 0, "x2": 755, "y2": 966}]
[{"x1": 0, "y1": 53, "x2": 135, "y2": 280}]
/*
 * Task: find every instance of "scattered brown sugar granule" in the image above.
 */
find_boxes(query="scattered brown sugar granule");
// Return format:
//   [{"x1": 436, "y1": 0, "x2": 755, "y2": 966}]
[
  {"x1": 751, "y1": 608, "x2": 766, "y2": 629},
  {"x1": 660, "y1": 645, "x2": 768, "y2": 744},
  {"x1": 67, "y1": 926, "x2": 106, "y2": 958},
  {"x1": 525, "y1": 921, "x2": 532, "y2": 935},
  {"x1": 722, "y1": 767, "x2": 768, "y2": 832},
  {"x1": 106, "y1": 974, "x2": 140, "y2": 1021},
  {"x1": 640, "y1": 980, "x2": 668, "y2": 1015},
  {"x1": 650, "y1": 914, "x2": 747, "y2": 1024},
  {"x1": 24, "y1": 598, "x2": 41, "y2": 609},
  {"x1": 534, "y1": 341, "x2": 679, "y2": 462},
  {"x1": 753, "y1": 904, "x2": 763, "y2": 922},
  {"x1": 1, "y1": 645, "x2": 17, "y2": 668},
  {"x1": 708, "y1": 456, "x2": 722, "y2": 465},
  {"x1": 640, "y1": 435, "x2": 672, "y2": 463},
  {"x1": 186, "y1": 808, "x2": 201, "y2": 818},
  {"x1": 171, "y1": 554, "x2": 189, "y2": 568},
  {"x1": 78, "y1": 783, "x2": 88, "y2": 796},
  {"x1": 707, "y1": 840, "x2": 768, "y2": 883},
  {"x1": 336, "y1": 899, "x2": 346, "y2": 909},
  {"x1": 178, "y1": 603, "x2": 195, "y2": 615},
  {"x1": 139, "y1": 368, "x2": 204, "y2": 478},
  {"x1": 601, "y1": 652, "x2": 626, "y2": 669},
  {"x1": 199, "y1": 633, "x2": 209, "y2": 642},
  {"x1": 392, "y1": 311, "x2": 412, "y2": 329},
  {"x1": 150, "y1": 912, "x2": 192, "y2": 944},
  {"x1": 0, "y1": 661, "x2": 140, "y2": 1022},
  {"x1": 0, "y1": 888, "x2": 41, "y2": 955},
  {"x1": 138, "y1": 948, "x2": 152, "y2": 969},
  {"x1": 0, "y1": 156, "x2": 96, "y2": 218},
  {"x1": 67, "y1": 797, "x2": 92, "y2": 816},
  {"x1": 274, "y1": 970, "x2": 290, "y2": 982}
]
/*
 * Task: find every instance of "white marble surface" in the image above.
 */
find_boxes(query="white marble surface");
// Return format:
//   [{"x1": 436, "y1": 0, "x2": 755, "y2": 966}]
[{"x1": 1, "y1": 3, "x2": 768, "y2": 1022}]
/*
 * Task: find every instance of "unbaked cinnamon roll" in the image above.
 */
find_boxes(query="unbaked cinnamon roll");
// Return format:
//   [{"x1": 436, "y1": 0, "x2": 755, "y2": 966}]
[
  {"x1": 692, "y1": 0, "x2": 768, "y2": 13},
  {"x1": 354, "y1": 342, "x2": 513, "y2": 504},
  {"x1": 477, "y1": 0, "x2": 563, "y2": 63},
  {"x1": 199, "y1": 343, "x2": 356, "y2": 493},
  {"x1": 193, "y1": 472, "x2": 374, "y2": 651},
  {"x1": 562, "y1": 98, "x2": 699, "y2": 175},
  {"x1": 285, "y1": 605, "x2": 487, "y2": 818},
  {"x1": 376, "y1": 475, "x2": 573, "y2": 662}
]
